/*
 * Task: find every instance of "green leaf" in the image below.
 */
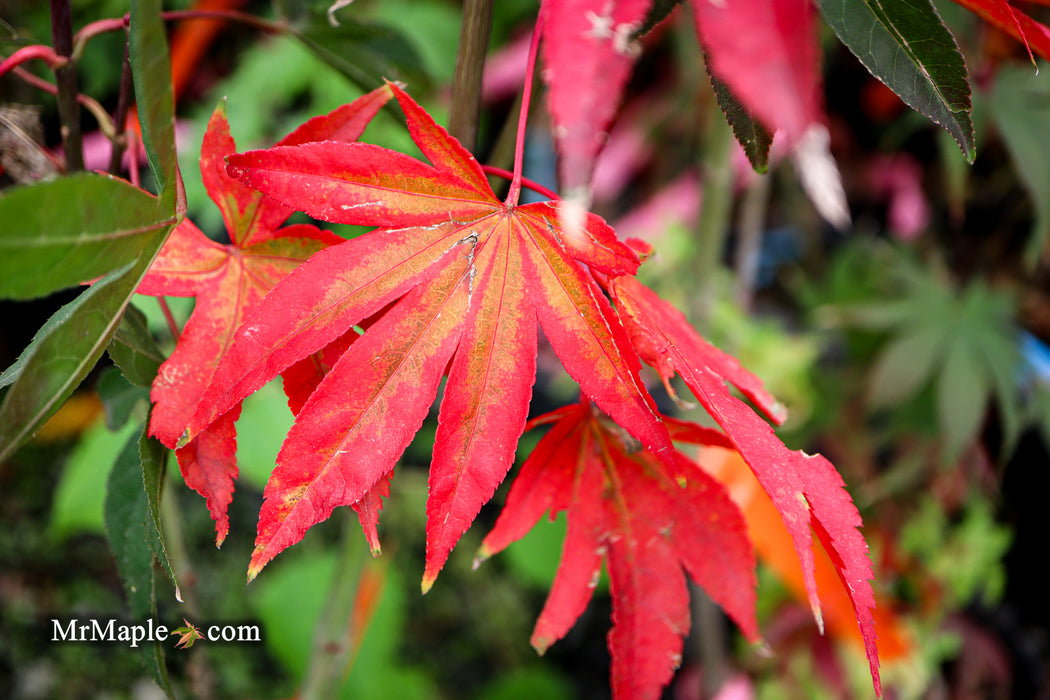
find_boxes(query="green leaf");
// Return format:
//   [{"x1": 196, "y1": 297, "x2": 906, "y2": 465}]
[
  {"x1": 130, "y1": 0, "x2": 177, "y2": 201},
  {"x1": 937, "y1": 341, "x2": 989, "y2": 460},
  {"x1": 107, "y1": 302, "x2": 165, "y2": 387},
  {"x1": 867, "y1": 324, "x2": 945, "y2": 407},
  {"x1": 292, "y1": 12, "x2": 429, "y2": 93},
  {"x1": 104, "y1": 425, "x2": 175, "y2": 697},
  {"x1": 0, "y1": 220, "x2": 173, "y2": 464},
  {"x1": 708, "y1": 70, "x2": 773, "y2": 173},
  {"x1": 0, "y1": 174, "x2": 173, "y2": 300},
  {"x1": 989, "y1": 63, "x2": 1050, "y2": 267},
  {"x1": 97, "y1": 367, "x2": 150, "y2": 431},
  {"x1": 817, "y1": 0, "x2": 975, "y2": 162}
]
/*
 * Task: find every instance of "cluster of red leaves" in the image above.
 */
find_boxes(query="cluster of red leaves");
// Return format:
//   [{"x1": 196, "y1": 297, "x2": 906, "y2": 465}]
[{"x1": 137, "y1": 78, "x2": 880, "y2": 698}]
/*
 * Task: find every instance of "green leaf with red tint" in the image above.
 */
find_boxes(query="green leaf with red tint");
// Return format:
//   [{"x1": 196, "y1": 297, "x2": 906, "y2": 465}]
[{"x1": 478, "y1": 400, "x2": 757, "y2": 700}]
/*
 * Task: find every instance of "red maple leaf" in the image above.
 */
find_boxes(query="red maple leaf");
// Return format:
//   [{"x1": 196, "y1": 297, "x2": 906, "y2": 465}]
[
  {"x1": 182, "y1": 82, "x2": 678, "y2": 584},
  {"x1": 135, "y1": 86, "x2": 392, "y2": 545},
  {"x1": 477, "y1": 399, "x2": 757, "y2": 700}
]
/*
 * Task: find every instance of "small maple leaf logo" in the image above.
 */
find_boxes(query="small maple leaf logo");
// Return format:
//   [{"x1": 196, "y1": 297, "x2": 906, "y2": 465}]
[{"x1": 171, "y1": 619, "x2": 203, "y2": 649}]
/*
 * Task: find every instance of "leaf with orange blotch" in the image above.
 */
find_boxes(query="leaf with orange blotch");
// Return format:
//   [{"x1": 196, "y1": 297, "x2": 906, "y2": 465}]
[
  {"x1": 181, "y1": 82, "x2": 673, "y2": 585},
  {"x1": 136, "y1": 87, "x2": 391, "y2": 544},
  {"x1": 608, "y1": 274, "x2": 881, "y2": 695},
  {"x1": 477, "y1": 399, "x2": 757, "y2": 700}
]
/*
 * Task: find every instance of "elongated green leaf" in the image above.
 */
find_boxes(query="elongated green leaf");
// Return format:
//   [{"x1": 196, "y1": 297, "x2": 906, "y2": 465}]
[
  {"x1": 141, "y1": 422, "x2": 180, "y2": 597},
  {"x1": 818, "y1": 0, "x2": 975, "y2": 161},
  {"x1": 130, "y1": 0, "x2": 177, "y2": 201},
  {"x1": 0, "y1": 174, "x2": 173, "y2": 300},
  {"x1": 708, "y1": 70, "x2": 773, "y2": 173},
  {"x1": 867, "y1": 324, "x2": 945, "y2": 407},
  {"x1": 104, "y1": 425, "x2": 174, "y2": 697},
  {"x1": 938, "y1": 341, "x2": 989, "y2": 460},
  {"x1": 0, "y1": 217, "x2": 174, "y2": 463}
]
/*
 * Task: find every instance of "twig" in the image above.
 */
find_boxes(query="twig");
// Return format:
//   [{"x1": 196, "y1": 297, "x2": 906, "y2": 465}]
[
  {"x1": 50, "y1": 0, "x2": 84, "y2": 171},
  {"x1": 158, "y1": 298, "x2": 181, "y2": 343},
  {"x1": 733, "y1": 173, "x2": 771, "y2": 311},
  {"x1": 9, "y1": 65, "x2": 116, "y2": 140},
  {"x1": 448, "y1": 0, "x2": 494, "y2": 152},
  {"x1": 108, "y1": 39, "x2": 135, "y2": 175},
  {"x1": 299, "y1": 509, "x2": 369, "y2": 700}
]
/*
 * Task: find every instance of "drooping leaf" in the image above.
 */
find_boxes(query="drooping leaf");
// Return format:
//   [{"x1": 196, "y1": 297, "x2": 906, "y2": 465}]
[
  {"x1": 541, "y1": 0, "x2": 652, "y2": 196},
  {"x1": 0, "y1": 174, "x2": 174, "y2": 300},
  {"x1": 104, "y1": 425, "x2": 175, "y2": 696},
  {"x1": 186, "y1": 83, "x2": 666, "y2": 585},
  {"x1": 608, "y1": 274, "x2": 880, "y2": 695},
  {"x1": 707, "y1": 70, "x2": 773, "y2": 173},
  {"x1": 478, "y1": 400, "x2": 757, "y2": 700},
  {"x1": 817, "y1": 0, "x2": 976, "y2": 162},
  {"x1": 135, "y1": 89, "x2": 391, "y2": 544},
  {"x1": 693, "y1": 0, "x2": 822, "y2": 145}
]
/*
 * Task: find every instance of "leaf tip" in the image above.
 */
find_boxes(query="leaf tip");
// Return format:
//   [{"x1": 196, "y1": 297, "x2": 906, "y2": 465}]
[
  {"x1": 530, "y1": 635, "x2": 551, "y2": 656},
  {"x1": 420, "y1": 571, "x2": 437, "y2": 595},
  {"x1": 811, "y1": 601, "x2": 825, "y2": 635}
]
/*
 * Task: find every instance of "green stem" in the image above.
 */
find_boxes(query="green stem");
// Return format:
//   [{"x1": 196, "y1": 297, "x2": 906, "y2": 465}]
[
  {"x1": 694, "y1": 90, "x2": 734, "y2": 314},
  {"x1": 733, "y1": 172, "x2": 771, "y2": 310},
  {"x1": 50, "y1": 0, "x2": 84, "y2": 171},
  {"x1": 108, "y1": 39, "x2": 134, "y2": 174},
  {"x1": 448, "y1": 0, "x2": 493, "y2": 152},
  {"x1": 299, "y1": 509, "x2": 368, "y2": 700}
]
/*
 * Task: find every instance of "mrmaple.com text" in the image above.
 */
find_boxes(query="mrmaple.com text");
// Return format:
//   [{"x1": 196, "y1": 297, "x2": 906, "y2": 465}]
[{"x1": 51, "y1": 619, "x2": 261, "y2": 647}]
